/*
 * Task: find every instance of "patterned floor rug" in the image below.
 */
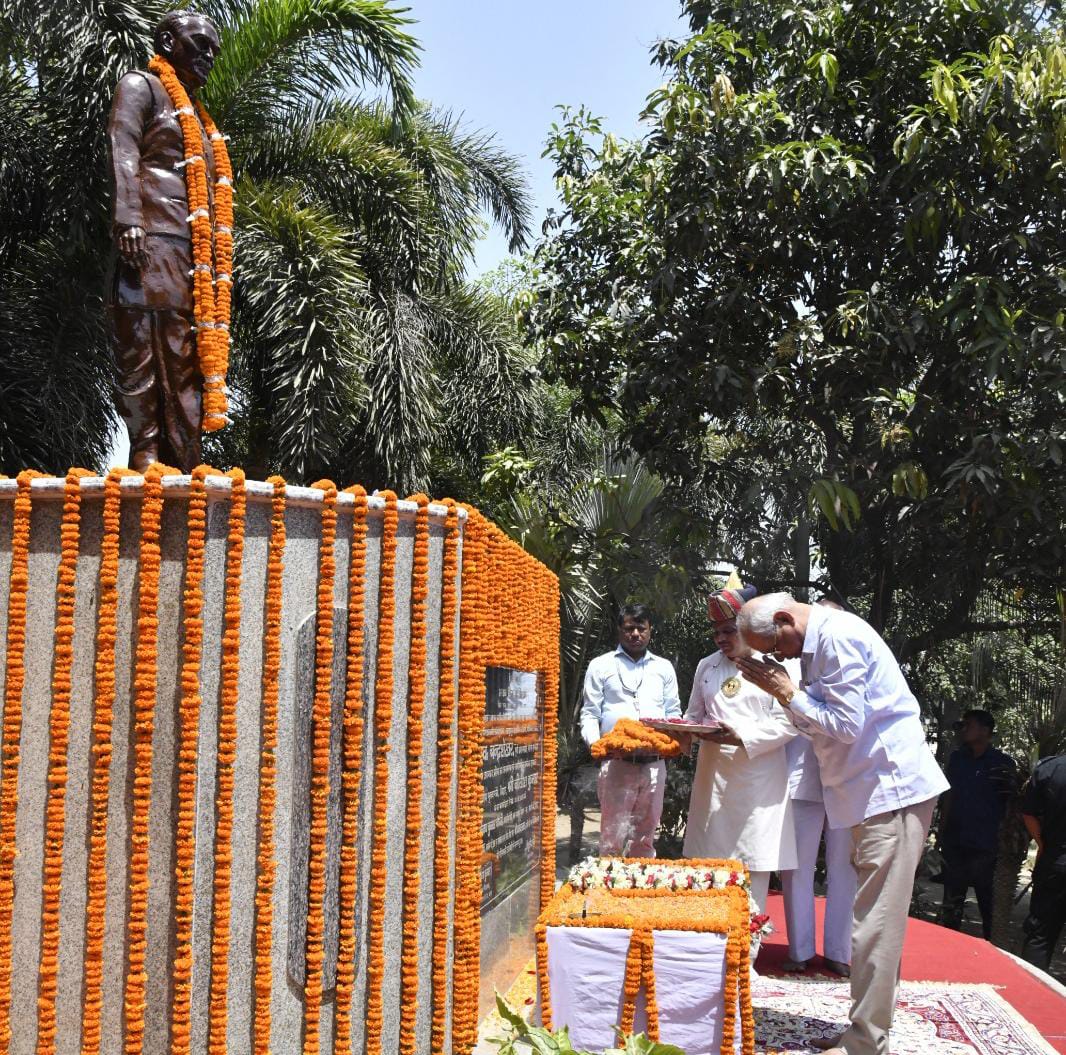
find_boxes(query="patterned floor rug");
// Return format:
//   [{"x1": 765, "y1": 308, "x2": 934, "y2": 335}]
[{"x1": 752, "y1": 977, "x2": 1056, "y2": 1055}]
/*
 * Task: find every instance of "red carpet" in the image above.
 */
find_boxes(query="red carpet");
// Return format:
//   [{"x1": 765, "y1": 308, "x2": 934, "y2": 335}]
[{"x1": 758, "y1": 891, "x2": 1066, "y2": 1052}]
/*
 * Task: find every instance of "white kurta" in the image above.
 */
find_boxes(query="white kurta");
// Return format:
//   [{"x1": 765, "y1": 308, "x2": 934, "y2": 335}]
[{"x1": 682, "y1": 652, "x2": 800, "y2": 871}]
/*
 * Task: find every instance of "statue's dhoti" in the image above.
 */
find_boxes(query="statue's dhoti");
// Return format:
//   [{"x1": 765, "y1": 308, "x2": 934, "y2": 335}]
[{"x1": 108, "y1": 233, "x2": 203, "y2": 472}]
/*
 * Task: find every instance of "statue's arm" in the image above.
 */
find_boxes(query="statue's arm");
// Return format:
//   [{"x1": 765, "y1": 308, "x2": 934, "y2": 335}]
[{"x1": 108, "y1": 73, "x2": 152, "y2": 267}]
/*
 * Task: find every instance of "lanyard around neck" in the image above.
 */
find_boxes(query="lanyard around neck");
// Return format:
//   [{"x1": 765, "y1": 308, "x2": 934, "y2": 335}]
[{"x1": 615, "y1": 653, "x2": 646, "y2": 697}]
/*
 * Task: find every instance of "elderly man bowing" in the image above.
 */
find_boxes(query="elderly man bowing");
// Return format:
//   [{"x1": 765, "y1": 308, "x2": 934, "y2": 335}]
[
  {"x1": 736, "y1": 594, "x2": 947, "y2": 1055},
  {"x1": 683, "y1": 582, "x2": 799, "y2": 918}
]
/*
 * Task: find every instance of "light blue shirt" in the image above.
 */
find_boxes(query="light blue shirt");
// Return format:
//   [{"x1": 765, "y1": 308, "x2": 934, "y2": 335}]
[
  {"x1": 786, "y1": 604, "x2": 949, "y2": 828},
  {"x1": 580, "y1": 646, "x2": 682, "y2": 748}
]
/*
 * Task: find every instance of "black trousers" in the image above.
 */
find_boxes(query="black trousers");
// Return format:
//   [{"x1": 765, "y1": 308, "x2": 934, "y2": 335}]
[
  {"x1": 940, "y1": 845, "x2": 996, "y2": 939},
  {"x1": 1021, "y1": 859, "x2": 1066, "y2": 972}
]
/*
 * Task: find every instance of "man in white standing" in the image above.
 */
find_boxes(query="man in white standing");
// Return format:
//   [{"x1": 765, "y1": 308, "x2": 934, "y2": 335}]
[
  {"x1": 682, "y1": 582, "x2": 799, "y2": 920},
  {"x1": 736, "y1": 593, "x2": 948, "y2": 1055},
  {"x1": 581, "y1": 603, "x2": 682, "y2": 858},
  {"x1": 781, "y1": 735, "x2": 857, "y2": 976}
]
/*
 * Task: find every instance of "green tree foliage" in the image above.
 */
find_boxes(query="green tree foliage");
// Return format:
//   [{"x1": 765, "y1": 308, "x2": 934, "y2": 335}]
[
  {"x1": 525, "y1": 0, "x2": 1066, "y2": 652},
  {"x1": 0, "y1": 1, "x2": 534, "y2": 493}
]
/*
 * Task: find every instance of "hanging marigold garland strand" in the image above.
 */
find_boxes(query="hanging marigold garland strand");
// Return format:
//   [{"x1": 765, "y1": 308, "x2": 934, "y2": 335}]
[
  {"x1": 398, "y1": 494, "x2": 431, "y2": 1055},
  {"x1": 302, "y1": 481, "x2": 338, "y2": 1054},
  {"x1": 333, "y1": 485, "x2": 368, "y2": 1053},
  {"x1": 170, "y1": 465, "x2": 214, "y2": 1055},
  {"x1": 252, "y1": 475, "x2": 287, "y2": 1055},
  {"x1": 539, "y1": 565, "x2": 561, "y2": 913},
  {"x1": 619, "y1": 929, "x2": 645, "y2": 1036},
  {"x1": 641, "y1": 929, "x2": 660, "y2": 1040},
  {"x1": 146, "y1": 55, "x2": 233, "y2": 432},
  {"x1": 36, "y1": 468, "x2": 92, "y2": 1055},
  {"x1": 364, "y1": 489, "x2": 399, "y2": 1055},
  {"x1": 0, "y1": 469, "x2": 42, "y2": 1047},
  {"x1": 82, "y1": 468, "x2": 135, "y2": 1055},
  {"x1": 429, "y1": 500, "x2": 460, "y2": 1054},
  {"x1": 207, "y1": 469, "x2": 247, "y2": 1055},
  {"x1": 124, "y1": 463, "x2": 179, "y2": 1055},
  {"x1": 534, "y1": 922, "x2": 552, "y2": 1030},
  {"x1": 721, "y1": 884, "x2": 755, "y2": 1055},
  {"x1": 452, "y1": 507, "x2": 488, "y2": 1053}
]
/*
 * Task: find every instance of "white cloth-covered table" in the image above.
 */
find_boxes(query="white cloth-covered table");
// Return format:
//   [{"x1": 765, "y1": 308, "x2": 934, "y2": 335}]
[{"x1": 545, "y1": 926, "x2": 740, "y2": 1054}]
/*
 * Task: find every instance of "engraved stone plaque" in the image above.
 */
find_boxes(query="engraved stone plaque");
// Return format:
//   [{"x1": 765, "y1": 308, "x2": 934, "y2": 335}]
[{"x1": 478, "y1": 667, "x2": 544, "y2": 1014}]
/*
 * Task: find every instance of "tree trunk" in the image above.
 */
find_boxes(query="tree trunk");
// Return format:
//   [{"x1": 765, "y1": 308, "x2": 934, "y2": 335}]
[{"x1": 991, "y1": 801, "x2": 1029, "y2": 949}]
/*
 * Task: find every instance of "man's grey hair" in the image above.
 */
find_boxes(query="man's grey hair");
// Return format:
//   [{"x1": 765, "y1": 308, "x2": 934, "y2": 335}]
[
  {"x1": 737, "y1": 591, "x2": 797, "y2": 638},
  {"x1": 154, "y1": 10, "x2": 219, "y2": 53}
]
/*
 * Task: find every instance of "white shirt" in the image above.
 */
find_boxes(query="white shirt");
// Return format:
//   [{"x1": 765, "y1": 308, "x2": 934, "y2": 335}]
[
  {"x1": 580, "y1": 646, "x2": 682, "y2": 747},
  {"x1": 786, "y1": 604, "x2": 948, "y2": 828},
  {"x1": 786, "y1": 738, "x2": 824, "y2": 803}
]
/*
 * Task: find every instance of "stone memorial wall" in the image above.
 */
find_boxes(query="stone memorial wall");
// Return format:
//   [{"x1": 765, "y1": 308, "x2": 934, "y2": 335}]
[{"x1": 0, "y1": 468, "x2": 559, "y2": 1055}]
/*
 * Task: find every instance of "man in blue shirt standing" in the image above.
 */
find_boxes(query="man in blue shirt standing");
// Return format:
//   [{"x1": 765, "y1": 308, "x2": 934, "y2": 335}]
[
  {"x1": 938, "y1": 709, "x2": 1016, "y2": 940},
  {"x1": 580, "y1": 604, "x2": 682, "y2": 857}
]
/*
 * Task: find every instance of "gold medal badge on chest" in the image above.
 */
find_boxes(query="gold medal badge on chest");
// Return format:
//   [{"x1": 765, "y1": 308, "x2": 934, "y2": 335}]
[{"x1": 722, "y1": 676, "x2": 741, "y2": 698}]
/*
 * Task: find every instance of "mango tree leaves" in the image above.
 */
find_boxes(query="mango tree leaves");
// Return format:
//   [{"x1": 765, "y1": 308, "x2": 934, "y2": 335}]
[{"x1": 525, "y1": 0, "x2": 1066, "y2": 645}]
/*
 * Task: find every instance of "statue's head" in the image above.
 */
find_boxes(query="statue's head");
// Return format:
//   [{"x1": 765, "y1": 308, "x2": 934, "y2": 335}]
[{"x1": 154, "y1": 10, "x2": 221, "y2": 90}]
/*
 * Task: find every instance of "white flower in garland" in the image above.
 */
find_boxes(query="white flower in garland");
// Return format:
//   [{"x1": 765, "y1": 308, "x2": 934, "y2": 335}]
[{"x1": 566, "y1": 856, "x2": 773, "y2": 938}]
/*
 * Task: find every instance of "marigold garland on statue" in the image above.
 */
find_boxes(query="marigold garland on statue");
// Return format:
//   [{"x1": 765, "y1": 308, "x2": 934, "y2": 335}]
[
  {"x1": 82, "y1": 468, "x2": 134, "y2": 1055},
  {"x1": 365, "y1": 490, "x2": 399, "y2": 1055},
  {"x1": 124, "y1": 463, "x2": 179, "y2": 1055},
  {"x1": 333, "y1": 485, "x2": 368, "y2": 1053},
  {"x1": 170, "y1": 465, "x2": 214, "y2": 1055},
  {"x1": 146, "y1": 54, "x2": 233, "y2": 431},
  {"x1": 399, "y1": 494, "x2": 431, "y2": 1055},
  {"x1": 430, "y1": 499, "x2": 460, "y2": 1053},
  {"x1": 208, "y1": 469, "x2": 246, "y2": 1054},
  {"x1": 303, "y1": 480, "x2": 338, "y2": 1055},
  {"x1": 252, "y1": 476, "x2": 286, "y2": 1055},
  {"x1": 36, "y1": 468, "x2": 92, "y2": 1055}
]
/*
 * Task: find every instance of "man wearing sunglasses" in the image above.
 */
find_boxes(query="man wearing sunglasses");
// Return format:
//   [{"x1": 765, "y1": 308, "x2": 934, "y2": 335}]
[{"x1": 735, "y1": 593, "x2": 948, "y2": 1055}]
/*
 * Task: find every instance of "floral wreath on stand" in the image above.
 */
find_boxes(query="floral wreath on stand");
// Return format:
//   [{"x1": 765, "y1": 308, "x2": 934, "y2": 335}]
[{"x1": 567, "y1": 857, "x2": 774, "y2": 940}]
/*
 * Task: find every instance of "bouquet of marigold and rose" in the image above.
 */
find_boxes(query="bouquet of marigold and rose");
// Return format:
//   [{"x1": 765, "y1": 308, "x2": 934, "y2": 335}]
[
  {"x1": 590, "y1": 718, "x2": 684, "y2": 761},
  {"x1": 567, "y1": 857, "x2": 773, "y2": 939}
]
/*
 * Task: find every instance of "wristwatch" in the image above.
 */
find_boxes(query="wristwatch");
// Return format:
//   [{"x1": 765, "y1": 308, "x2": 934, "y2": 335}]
[{"x1": 778, "y1": 687, "x2": 796, "y2": 707}]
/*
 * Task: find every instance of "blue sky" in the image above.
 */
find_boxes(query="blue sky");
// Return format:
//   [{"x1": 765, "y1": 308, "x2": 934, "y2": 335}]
[{"x1": 405, "y1": 1, "x2": 687, "y2": 275}]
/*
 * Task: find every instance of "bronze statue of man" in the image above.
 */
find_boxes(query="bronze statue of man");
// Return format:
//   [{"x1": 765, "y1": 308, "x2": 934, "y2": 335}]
[{"x1": 107, "y1": 10, "x2": 222, "y2": 472}]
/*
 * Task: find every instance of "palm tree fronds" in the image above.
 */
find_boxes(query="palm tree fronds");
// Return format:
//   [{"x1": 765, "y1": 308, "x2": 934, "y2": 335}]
[
  {"x1": 234, "y1": 184, "x2": 369, "y2": 480},
  {"x1": 203, "y1": 0, "x2": 419, "y2": 130}
]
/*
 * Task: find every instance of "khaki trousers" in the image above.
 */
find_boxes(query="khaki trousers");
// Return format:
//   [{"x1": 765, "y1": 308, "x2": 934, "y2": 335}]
[{"x1": 840, "y1": 796, "x2": 936, "y2": 1055}]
